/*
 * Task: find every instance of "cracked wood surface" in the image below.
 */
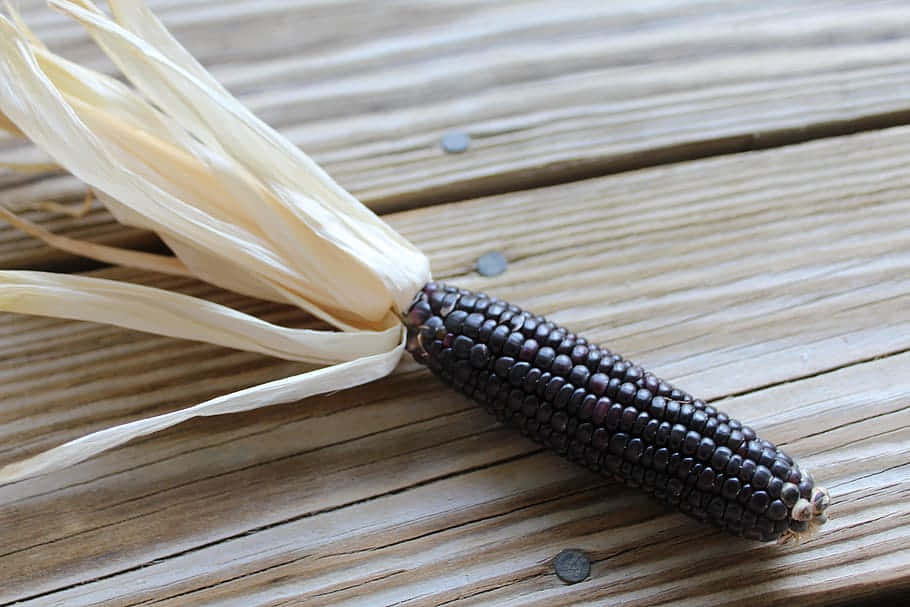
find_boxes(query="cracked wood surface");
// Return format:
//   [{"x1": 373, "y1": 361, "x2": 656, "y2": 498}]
[
  {"x1": 1, "y1": 123, "x2": 910, "y2": 605},
  {"x1": 5, "y1": 0, "x2": 910, "y2": 269}
]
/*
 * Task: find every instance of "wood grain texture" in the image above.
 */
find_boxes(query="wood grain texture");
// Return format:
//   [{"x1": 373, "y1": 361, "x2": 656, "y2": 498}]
[
  {"x1": 5, "y1": 0, "x2": 910, "y2": 268},
  {"x1": 1, "y1": 125, "x2": 909, "y2": 605}
]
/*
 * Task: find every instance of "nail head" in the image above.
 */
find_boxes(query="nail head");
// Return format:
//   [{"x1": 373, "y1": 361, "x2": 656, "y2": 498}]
[
  {"x1": 441, "y1": 131, "x2": 471, "y2": 154},
  {"x1": 476, "y1": 251, "x2": 507, "y2": 277},
  {"x1": 553, "y1": 548, "x2": 590, "y2": 584}
]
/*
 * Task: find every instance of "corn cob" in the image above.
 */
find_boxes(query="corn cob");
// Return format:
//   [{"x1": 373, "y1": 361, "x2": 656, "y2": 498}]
[{"x1": 404, "y1": 283, "x2": 829, "y2": 542}]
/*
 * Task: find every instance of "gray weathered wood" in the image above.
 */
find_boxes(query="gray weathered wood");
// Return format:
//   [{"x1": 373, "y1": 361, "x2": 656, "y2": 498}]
[{"x1": 1, "y1": 125, "x2": 909, "y2": 605}]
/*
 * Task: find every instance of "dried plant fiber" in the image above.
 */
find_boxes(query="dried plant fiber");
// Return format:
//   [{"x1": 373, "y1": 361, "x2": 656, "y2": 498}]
[{"x1": 0, "y1": 0, "x2": 431, "y2": 483}]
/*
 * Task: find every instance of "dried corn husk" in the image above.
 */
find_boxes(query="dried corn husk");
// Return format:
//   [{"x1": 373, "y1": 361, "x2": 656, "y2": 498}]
[
  {"x1": 0, "y1": 108, "x2": 22, "y2": 136},
  {"x1": 0, "y1": 0, "x2": 431, "y2": 483}
]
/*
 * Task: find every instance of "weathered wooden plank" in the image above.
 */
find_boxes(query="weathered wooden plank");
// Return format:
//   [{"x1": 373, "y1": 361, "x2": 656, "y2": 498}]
[
  {"x1": 31, "y1": 353, "x2": 909, "y2": 607},
  {"x1": 1, "y1": 126, "x2": 909, "y2": 604},
  {"x1": 4, "y1": 0, "x2": 910, "y2": 267}
]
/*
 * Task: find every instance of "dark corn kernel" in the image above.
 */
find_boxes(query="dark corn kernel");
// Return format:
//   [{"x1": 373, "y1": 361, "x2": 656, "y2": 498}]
[
  {"x1": 571, "y1": 344, "x2": 590, "y2": 364},
  {"x1": 623, "y1": 438, "x2": 643, "y2": 462},
  {"x1": 668, "y1": 424, "x2": 687, "y2": 451},
  {"x1": 767, "y1": 499, "x2": 788, "y2": 521},
  {"x1": 569, "y1": 365, "x2": 590, "y2": 388},
  {"x1": 545, "y1": 377, "x2": 566, "y2": 401},
  {"x1": 503, "y1": 332, "x2": 524, "y2": 357},
  {"x1": 697, "y1": 467, "x2": 716, "y2": 491},
  {"x1": 767, "y1": 476, "x2": 784, "y2": 499},
  {"x1": 641, "y1": 445, "x2": 655, "y2": 468},
  {"x1": 616, "y1": 382, "x2": 638, "y2": 405},
  {"x1": 611, "y1": 360, "x2": 629, "y2": 380},
  {"x1": 748, "y1": 490, "x2": 771, "y2": 514},
  {"x1": 478, "y1": 319, "x2": 497, "y2": 342},
  {"x1": 489, "y1": 325, "x2": 510, "y2": 353},
  {"x1": 727, "y1": 429, "x2": 745, "y2": 452},
  {"x1": 649, "y1": 396, "x2": 667, "y2": 419},
  {"x1": 463, "y1": 313, "x2": 485, "y2": 338},
  {"x1": 522, "y1": 368, "x2": 542, "y2": 394},
  {"x1": 752, "y1": 465, "x2": 773, "y2": 490},
  {"x1": 711, "y1": 446, "x2": 732, "y2": 471},
  {"x1": 566, "y1": 388, "x2": 586, "y2": 415},
  {"x1": 682, "y1": 431, "x2": 701, "y2": 456},
  {"x1": 592, "y1": 427, "x2": 609, "y2": 450},
  {"x1": 702, "y1": 417, "x2": 718, "y2": 438},
  {"x1": 577, "y1": 423, "x2": 594, "y2": 444},
  {"x1": 721, "y1": 476, "x2": 741, "y2": 500},
  {"x1": 714, "y1": 423, "x2": 731, "y2": 446},
  {"x1": 642, "y1": 419, "x2": 660, "y2": 443},
  {"x1": 689, "y1": 409, "x2": 708, "y2": 432},
  {"x1": 780, "y1": 482, "x2": 800, "y2": 508},
  {"x1": 596, "y1": 357, "x2": 615, "y2": 376},
  {"x1": 740, "y1": 459, "x2": 757, "y2": 483},
  {"x1": 537, "y1": 403, "x2": 553, "y2": 423},
  {"x1": 591, "y1": 397, "x2": 612, "y2": 425},
  {"x1": 555, "y1": 384, "x2": 576, "y2": 409},
  {"x1": 771, "y1": 459, "x2": 791, "y2": 480},
  {"x1": 469, "y1": 344, "x2": 491, "y2": 368},
  {"x1": 518, "y1": 339, "x2": 539, "y2": 362},
  {"x1": 707, "y1": 496, "x2": 726, "y2": 520},
  {"x1": 493, "y1": 356, "x2": 515, "y2": 378},
  {"x1": 551, "y1": 410, "x2": 568, "y2": 433},
  {"x1": 586, "y1": 349, "x2": 604, "y2": 372},
  {"x1": 535, "y1": 372, "x2": 553, "y2": 399},
  {"x1": 610, "y1": 432, "x2": 630, "y2": 456},
  {"x1": 697, "y1": 437, "x2": 716, "y2": 461},
  {"x1": 605, "y1": 377, "x2": 622, "y2": 399},
  {"x1": 444, "y1": 310, "x2": 469, "y2": 333},
  {"x1": 665, "y1": 400, "x2": 681, "y2": 423},
  {"x1": 556, "y1": 337, "x2": 576, "y2": 355},
  {"x1": 634, "y1": 389, "x2": 653, "y2": 410},
  {"x1": 605, "y1": 403, "x2": 623, "y2": 430},
  {"x1": 405, "y1": 283, "x2": 821, "y2": 542},
  {"x1": 588, "y1": 373, "x2": 609, "y2": 397},
  {"x1": 726, "y1": 454, "x2": 743, "y2": 477},
  {"x1": 620, "y1": 406, "x2": 638, "y2": 432},
  {"x1": 533, "y1": 346, "x2": 556, "y2": 370},
  {"x1": 799, "y1": 470, "x2": 815, "y2": 499},
  {"x1": 579, "y1": 395, "x2": 598, "y2": 421},
  {"x1": 508, "y1": 361, "x2": 531, "y2": 386},
  {"x1": 759, "y1": 449, "x2": 777, "y2": 469},
  {"x1": 624, "y1": 365, "x2": 644, "y2": 383},
  {"x1": 551, "y1": 354, "x2": 573, "y2": 377}
]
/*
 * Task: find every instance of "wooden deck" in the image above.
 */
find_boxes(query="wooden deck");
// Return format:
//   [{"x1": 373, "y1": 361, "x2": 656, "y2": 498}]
[{"x1": 1, "y1": 1, "x2": 909, "y2": 605}]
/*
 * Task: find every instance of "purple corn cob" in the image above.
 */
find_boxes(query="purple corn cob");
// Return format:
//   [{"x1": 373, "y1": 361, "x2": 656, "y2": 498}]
[{"x1": 404, "y1": 282, "x2": 829, "y2": 542}]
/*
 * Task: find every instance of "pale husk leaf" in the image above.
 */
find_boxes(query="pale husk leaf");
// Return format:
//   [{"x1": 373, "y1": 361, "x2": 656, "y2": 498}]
[
  {"x1": 53, "y1": 0, "x2": 430, "y2": 320},
  {"x1": 0, "y1": 333, "x2": 405, "y2": 483},
  {"x1": 0, "y1": 271, "x2": 402, "y2": 363},
  {"x1": 0, "y1": 1, "x2": 431, "y2": 482}
]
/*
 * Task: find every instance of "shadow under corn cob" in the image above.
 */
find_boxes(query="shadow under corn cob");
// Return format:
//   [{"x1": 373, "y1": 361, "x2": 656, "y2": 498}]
[{"x1": 404, "y1": 283, "x2": 829, "y2": 542}]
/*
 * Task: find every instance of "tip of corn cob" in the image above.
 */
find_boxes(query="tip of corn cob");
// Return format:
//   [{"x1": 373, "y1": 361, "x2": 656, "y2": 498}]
[{"x1": 779, "y1": 484, "x2": 830, "y2": 544}]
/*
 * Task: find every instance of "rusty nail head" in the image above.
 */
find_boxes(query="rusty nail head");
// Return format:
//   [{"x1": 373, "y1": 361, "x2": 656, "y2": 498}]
[{"x1": 554, "y1": 548, "x2": 590, "y2": 584}]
